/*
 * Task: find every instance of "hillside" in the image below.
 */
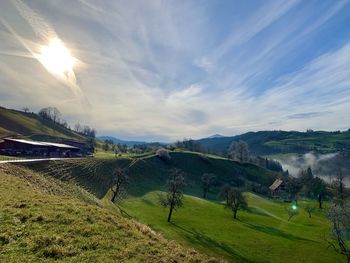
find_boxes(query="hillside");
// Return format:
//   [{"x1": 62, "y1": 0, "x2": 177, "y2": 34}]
[
  {"x1": 2, "y1": 153, "x2": 344, "y2": 262},
  {"x1": 0, "y1": 163, "x2": 216, "y2": 262},
  {"x1": 120, "y1": 192, "x2": 342, "y2": 263},
  {"x1": 197, "y1": 130, "x2": 350, "y2": 155},
  {"x1": 25, "y1": 151, "x2": 279, "y2": 199},
  {"x1": 98, "y1": 135, "x2": 146, "y2": 147},
  {"x1": 0, "y1": 106, "x2": 85, "y2": 142}
]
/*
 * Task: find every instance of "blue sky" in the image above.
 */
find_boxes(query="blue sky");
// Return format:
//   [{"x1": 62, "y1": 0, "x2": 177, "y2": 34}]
[{"x1": 0, "y1": 0, "x2": 350, "y2": 141}]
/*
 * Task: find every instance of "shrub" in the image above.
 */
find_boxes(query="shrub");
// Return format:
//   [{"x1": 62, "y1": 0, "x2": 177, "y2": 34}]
[{"x1": 156, "y1": 148, "x2": 171, "y2": 161}]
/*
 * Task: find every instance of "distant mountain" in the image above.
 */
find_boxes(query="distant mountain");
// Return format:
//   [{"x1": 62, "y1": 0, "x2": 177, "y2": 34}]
[
  {"x1": 196, "y1": 130, "x2": 350, "y2": 155},
  {"x1": 206, "y1": 134, "x2": 225, "y2": 139},
  {"x1": 98, "y1": 136, "x2": 147, "y2": 147}
]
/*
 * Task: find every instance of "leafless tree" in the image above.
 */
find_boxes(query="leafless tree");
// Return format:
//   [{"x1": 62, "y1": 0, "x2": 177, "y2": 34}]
[
  {"x1": 21, "y1": 107, "x2": 29, "y2": 113},
  {"x1": 285, "y1": 206, "x2": 299, "y2": 221},
  {"x1": 74, "y1": 123, "x2": 82, "y2": 133},
  {"x1": 228, "y1": 140, "x2": 249, "y2": 162},
  {"x1": 156, "y1": 148, "x2": 171, "y2": 161},
  {"x1": 159, "y1": 168, "x2": 186, "y2": 223},
  {"x1": 304, "y1": 206, "x2": 316, "y2": 218},
  {"x1": 225, "y1": 187, "x2": 247, "y2": 219},
  {"x1": 328, "y1": 201, "x2": 350, "y2": 262},
  {"x1": 201, "y1": 173, "x2": 216, "y2": 198},
  {"x1": 219, "y1": 184, "x2": 232, "y2": 206},
  {"x1": 110, "y1": 169, "x2": 129, "y2": 203}
]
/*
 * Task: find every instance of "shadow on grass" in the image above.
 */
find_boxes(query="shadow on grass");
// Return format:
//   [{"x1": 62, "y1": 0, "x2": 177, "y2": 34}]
[
  {"x1": 244, "y1": 223, "x2": 316, "y2": 242},
  {"x1": 246, "y1": 207, "x2": 271, "y2": 217},
  {"x1": 171, "y1": 223, "x2": 260, "y2": 263}
]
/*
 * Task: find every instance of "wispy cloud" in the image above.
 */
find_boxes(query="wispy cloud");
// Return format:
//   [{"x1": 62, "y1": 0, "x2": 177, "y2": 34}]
[
  {"x1": 287, "y1": 112, "x2": 332, "y2": 120},
  {"x1": 0, "y1": 0, "x2": 350, "y2": 141}
]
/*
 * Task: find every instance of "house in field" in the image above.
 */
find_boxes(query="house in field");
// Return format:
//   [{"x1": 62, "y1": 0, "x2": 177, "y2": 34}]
[
  {"x1": 269, "y1": 178, "x2": 285, "y2": 196},
  {"x1": 0, "y1": 138, "x2": 80, "y2": 157}
]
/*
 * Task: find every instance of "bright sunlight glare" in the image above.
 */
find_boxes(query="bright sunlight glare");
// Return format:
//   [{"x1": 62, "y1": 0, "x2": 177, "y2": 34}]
[{"x1": 38, "y1": 38, "x2": 76, "y2": 77}]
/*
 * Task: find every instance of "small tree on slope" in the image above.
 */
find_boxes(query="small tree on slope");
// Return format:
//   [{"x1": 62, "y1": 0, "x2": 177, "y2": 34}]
[
  {"x1": 160, "y1": 168, "x2": 186, "y2": 223},
  {"x1": 201, "y1": 173, "x2": 216, "y2": 199},
  {"x1": 328, "y1": 201, "x2": 350, "y2": 262},
  {"x1": 110, "y1": 168, "x2": 129, "y2": 203},
  {"x1": 225, "y1": 188, "x2": 247, "y2": 219}
]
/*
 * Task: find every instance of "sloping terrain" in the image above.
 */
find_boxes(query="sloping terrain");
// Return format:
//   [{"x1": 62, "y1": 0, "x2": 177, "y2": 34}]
[
  {"x1": 1, "y1": 154, "x2": 342, "y2": 262},
  {"x1": 0, "y1": 164, "x2": 218, "y2": 262},
  {"x1": 0, "y1": 106, "x2": 84, "y2": 141},
  {"x1": 120, "y1": 192, "x2": 343, "y2": 263},
  {"x1": 25, "y1": 151, "x2": 278, "y2": 199},
  {"x1": 197, "y1": 130, "x2": 350, "y2": 155}
]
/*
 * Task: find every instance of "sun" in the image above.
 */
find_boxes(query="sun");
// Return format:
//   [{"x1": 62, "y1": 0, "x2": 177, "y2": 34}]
[{"x1": 38, "y1": 38, "x2": 76, "y2": 77}]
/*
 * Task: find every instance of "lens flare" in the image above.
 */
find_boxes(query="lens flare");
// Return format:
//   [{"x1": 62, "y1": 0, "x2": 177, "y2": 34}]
[{"x1": 38, "y1": 38, "x2": 76, "y2": 78}]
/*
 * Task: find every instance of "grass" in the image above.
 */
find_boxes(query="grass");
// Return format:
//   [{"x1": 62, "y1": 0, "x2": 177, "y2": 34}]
[
  {"x1": 94, "y1": 150, "x2": 154, "y2": 159},
  {"x1": 1, "y1": 152, "x2": 344, "y2": 262},
  {"x1": 120, "y1": 191, "x2": 344, "y2": 263},
  {"x1": 0, "y1": 164, "x2": 216, "y2": 262},
  {"x1": 25, "y1": 152, "x2": 278, "y2": 200},
  {"x1": 0, "y1": 155, "x2": 20, "y2": 161},
  {"x1": 0, "y1": 106, "x2": 84, "y2": 141}
]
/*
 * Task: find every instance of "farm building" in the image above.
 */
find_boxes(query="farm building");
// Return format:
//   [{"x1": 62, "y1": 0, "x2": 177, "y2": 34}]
[
  {"x1": 0, "y1": 138, "x2": 80, "y2": 157},
  {"x1": 269, "y1": 178, "x2": 287, "y2": 197}
]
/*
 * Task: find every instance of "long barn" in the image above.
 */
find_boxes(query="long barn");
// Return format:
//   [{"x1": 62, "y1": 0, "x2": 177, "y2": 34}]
[{"x1": 0, "y1": 138, "x2": 80, "y2": 157}]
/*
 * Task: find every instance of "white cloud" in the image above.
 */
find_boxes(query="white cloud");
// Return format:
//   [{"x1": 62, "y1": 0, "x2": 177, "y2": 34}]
[{"x1": 0, "y1": 0, "x2": 349, "y2": 141}]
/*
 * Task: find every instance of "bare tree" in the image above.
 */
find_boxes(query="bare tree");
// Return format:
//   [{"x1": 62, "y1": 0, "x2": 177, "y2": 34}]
[
  {"x1": 159, "y1": 168, "x2": 186, "y2": 223},
  {"x1": 21, "y1": 107, "x2": 29, "y2": 113},
  {"x1": 201, "y1": 173, "x2": 216, "y2": 199},
  {"x1": 328, "y1": 201, "x2": 350, "y2": 262},
  {"x1": 38, "y1": 107, "x2": 61, "y2": 123},
  {"x1": 285, "y1": 206, "x2": 299, "y2": 221},
  {"x1": 228, "y1": 140, "x2": 249, "y2": 163},
  {"x1": 110, "y1": 169, "x2": 129, "y2": 203},
  {"x1": 334, "y1": 171, "x2": 345, "y2": 204},
  {"x1": 74, "y1": 123, "x2": 82, "y2": 133},
  {"x1": 310, "y1": 177, "x2": 327, "y2": 209},
  {"x1": 304, "y1": 206, "x2": 316, "y2": 218},
  {"x1": 51, "y1": 107, "x2": 61, "y2": 123},
  {"x1": 225, "y1": 188, "x2": 247, "y2": 219},
  {"x1": 156, "y1": 148, "x2": 171, "y2": 161},
  {"x1": 219, "y1": 184, "x2": 232, "y2": 206}
]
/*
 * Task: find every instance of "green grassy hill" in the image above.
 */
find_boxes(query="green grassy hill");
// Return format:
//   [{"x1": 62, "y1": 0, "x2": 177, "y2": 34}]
[
  {"x1": 0, "y1": 106, "x2": 84, "y2": 142},
  {"x1": 120, "y1": 191, "x2": 343, "y2": 263},
  {"x1": 197, "y1": 130, "x2": 350, "y2": 155},
  {"x1": 1, "y1": 153, "x2": 344, "y2": 262},
  {"x1": 25, "y1": 151, "x2": 279, "y2": 199},
  {"x1": 0, "y1": 163, "x2": 216, "y2": 262}
]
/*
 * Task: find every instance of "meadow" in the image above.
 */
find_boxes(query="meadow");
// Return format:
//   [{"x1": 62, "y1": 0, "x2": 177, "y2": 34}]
[{"x1": 120, "y1": 192, "x2": 343, "y2": 262}]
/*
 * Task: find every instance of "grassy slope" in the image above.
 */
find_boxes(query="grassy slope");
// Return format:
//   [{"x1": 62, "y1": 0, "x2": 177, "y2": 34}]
[
  {"x1": 2, "y1": 154, "x2": 342, "y2": 262},
  {"x1": 0, "y1": 106, "x2": 84, "y2": 141},
  {"x1": 25, "y1": 152, "x2": 278, "y2": 200},
  {"x1": 197, "y1": 131, "x2": 350, "y2": 155},
  {"x1": 120, "y1": 192, "x2": 344, "y2": 263},
  {"x1": 0, "y1": 164, "x2": 217, "y2": 262}
]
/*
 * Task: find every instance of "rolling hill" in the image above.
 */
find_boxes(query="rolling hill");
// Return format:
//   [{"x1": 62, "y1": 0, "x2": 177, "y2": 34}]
[
  {"x1": 24, "y1": 151, "x2": 279, "y2": 199},
  {"x1": 197, "y1": 130, "x2": 350, "y2": 155},
  {"x1": 0, "y1": 106, "x2": 85, "y2": 142},
  {"x1": 98, "y1": 135, "x2": 146, "y2": 147},
  {"x1": 0, "y1": 163, "x2": 215, "y2": 262},
  {"x1": 3, "y1": 153, "x2": 343, "y2": 262}
]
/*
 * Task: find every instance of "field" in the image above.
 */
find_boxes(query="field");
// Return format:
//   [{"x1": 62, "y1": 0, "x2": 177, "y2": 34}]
[
  {"x1": 197, "y1": 130, "x2": 350, "y2": 155},
  {"x1": 0, "y1": 164, "x2": 215, "y2": 262},
  {"x1": 1, "y1": 152, "x2": 344, "y2": 262},
  {"x1": 120, "y1": 192, "x2": 343, "y2": 262},
  {"x1": 0, "y1": 106, "x2": 84, "y2": 141}
]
